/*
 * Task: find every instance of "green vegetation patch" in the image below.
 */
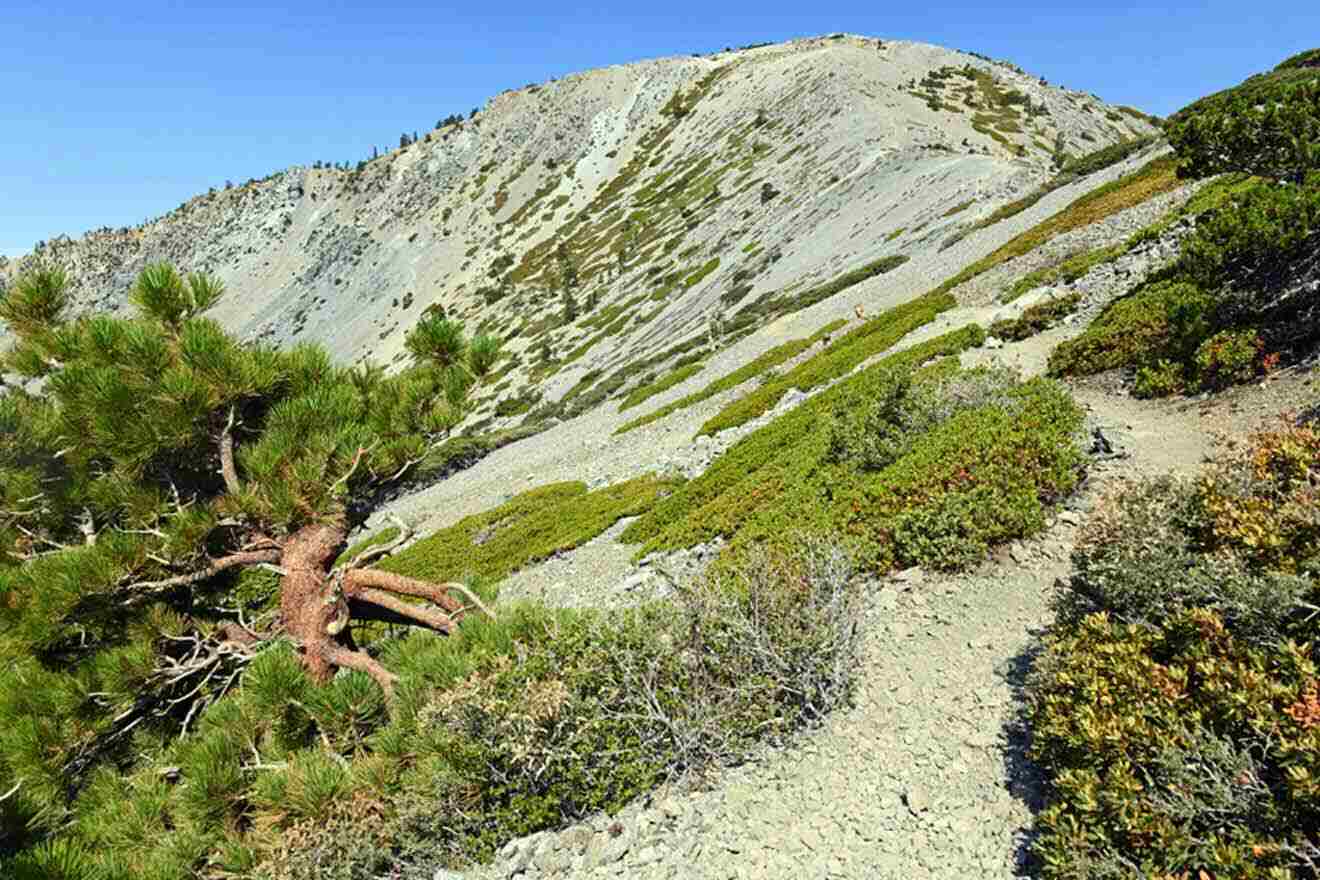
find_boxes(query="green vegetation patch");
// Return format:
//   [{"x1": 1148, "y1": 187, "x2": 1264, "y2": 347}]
[
  {"x1": 615, "y1": 319, "x2": 848, "y2": 435},
  {"x1": 971, "y1": 135, "x2": 1162, "y2": 232},
  {"x1": 1050, "y1": 173, "x2": 1320, "y2": 395},
  {"x1": 1001, "y1": 243, "x2": 1124, "y2": 303},
  {"x1": 380, "y1": 475, "x2": 682, "y2": 585},
  {"x1": 618, "y1": 361, "x2": 705, "y2": 412},
  {"x1": 722, "y1": 254, "x2": 909, "y2": 340},
  {"x1": 699, "y1": 289, "x2": 961, "y2": 436},
  {"x1": 624, "y1": 340, "x2": 1082, "y2": 577},
  {"x1": 988, "y1": 293, "x2": 1081, "y2": 341},
  {"x1": 942, "y1": 199, "x2": 976, "y2": 218}
]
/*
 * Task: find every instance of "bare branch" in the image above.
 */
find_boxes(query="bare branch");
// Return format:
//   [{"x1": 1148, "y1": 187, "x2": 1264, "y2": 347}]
[
  {"x1": 0, "y1": 780, "x2": 21, "y2": 802},
  {"x1": 349, "y1": 586, "x2": 455, "y2": 634},
  {"x1": 121, "y1": 549, "x2": 281, "y2": 601},
  {"x1": 344, "y1": 568, "x2": 496, "y2": 621},
  {"x1": 320, "y1": 644, "x2": 398, "y2": 697},
  {"x1": 346, "y1": 514, "x2": 413, "y2": 569},
  {"x1": 218, "y1": 405, "x2": 242, "y2": 495},
  {"x1": 330, "y1": 441, "x2": 379, "y2": 492}
]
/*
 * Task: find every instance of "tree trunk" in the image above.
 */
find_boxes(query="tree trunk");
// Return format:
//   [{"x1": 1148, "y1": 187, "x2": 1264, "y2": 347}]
[
  {"x1": 278, "y1": 522, "x2": 350, "y2": 684},
  {"x1": 275, "y1": 520, "x2": 480, "y2": 696}
]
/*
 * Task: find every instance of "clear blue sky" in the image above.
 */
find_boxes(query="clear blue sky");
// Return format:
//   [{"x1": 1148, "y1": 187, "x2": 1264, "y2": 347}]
[{"x1": 2, "y1": 1, "x2": 1315, "y2": 256}]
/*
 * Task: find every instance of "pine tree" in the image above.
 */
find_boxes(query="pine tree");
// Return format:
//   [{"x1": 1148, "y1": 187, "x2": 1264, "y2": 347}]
[{"x1": 0, "y1": 264, "x2": 504, "y2": 814}]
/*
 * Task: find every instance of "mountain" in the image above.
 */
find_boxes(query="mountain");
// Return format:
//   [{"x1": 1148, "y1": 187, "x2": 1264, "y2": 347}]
[{"x1": 0, "y1": 34, "x2": 1155, "y2": 421}]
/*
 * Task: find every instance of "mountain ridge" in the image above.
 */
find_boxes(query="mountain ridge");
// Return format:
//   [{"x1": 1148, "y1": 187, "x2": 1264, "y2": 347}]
[{"x1": 0, "y1": 34, "x2": 1157, "y2": 423}]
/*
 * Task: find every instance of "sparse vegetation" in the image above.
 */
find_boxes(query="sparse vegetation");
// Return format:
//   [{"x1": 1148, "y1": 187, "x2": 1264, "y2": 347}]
[
  {"x1": 615, "y1": 320, "x2": 847, "y2": 434},
  {"x1": 617, "y1": 361, "x2": 705, "y2": 412},
  {"x1": 698, "y1": 291, "x2": 968, "y2": 436},
  {"x1": 1051, "y1": 91, "x2": 1320, "y2": 395}
]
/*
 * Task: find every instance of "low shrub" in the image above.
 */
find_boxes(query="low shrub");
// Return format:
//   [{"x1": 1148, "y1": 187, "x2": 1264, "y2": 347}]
[
  {"x1": 1001, "y1": 245, "x2": 1122, "y2": 303},
  {"x1": 615, "y1": 319, "x2": 846, "y2": 435},
  {"x1": 1028, "y1": 417, "x2": 1320, "y2": 878},
  {"x1": 1193, "y1": 418, "x2": 1320, "y2": 573},
  {"x1": 626, "y1": 340, "x2": 1082, "y2": 575},
  {"x1": 379, "y1": 475, "x2": 682, "y2": 584},
  {"x1": 970, "y1": 135, "x2": 1162, "y2": 232},
  {"x1": 697, "y1": 290, "x2": 964, "y2": 436},
  {"x1": 1167, "y1": 56, "x2": 1320, "y2": 182},
  {"x1": 1050, "y1": 173, "x2": 1318, "y2": 394},
  {"x1": 250, "y1": 538, "x2": 864, "y2": 875},
  {"x1": 617, "y1": 361, "x2": 704, "y2": 412},
  {"x1": 1194, "y1": 328, "x2": 1265, "y2": 389},
  {"x1": 1048, "y1": 279, "x2": 1212, "y2": 380},
  {"x1": 988, "y1": 293, "x2": 1080, "y2": 340}
]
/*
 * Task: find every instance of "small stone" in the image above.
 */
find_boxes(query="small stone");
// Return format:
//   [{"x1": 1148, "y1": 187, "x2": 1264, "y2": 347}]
[
  {"x1": 905, "y1": 788, "x2": 931, "y2": 815},
  {"x1": 600, "y1": 830, "x2": 632, "y2": 864}
]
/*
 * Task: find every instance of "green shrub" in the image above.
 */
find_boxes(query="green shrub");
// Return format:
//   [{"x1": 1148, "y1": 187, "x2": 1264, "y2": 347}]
[
  {"x1": 614, "y1": 319, "x2": 846, "y2": 435},
  {"x1": 1028, "y1": 609, "x2": 1320, "y2": 880},
  {"x1": 626, "y1": 340, "x2": 1081, "y2": 575},
  {"x1": 697, "y1": 290, "x2": 962, "y2": 436},
  {"x1": 1132, "y1": 358, "x2": 1184, "y2": 398},
  {"x1": 248, "y1": 539, "x2": 864, "y2": 875},
  {"x1": 618, "y1": 361, "x2": 704, "y2": 411},
  {"x1": 1193, "y1": 418, "x2": 1320, "y2": 573},
  {"x1": 988, "y1": 293, "x2": 1080, "y2": 340},
  {"x1": 1027, "y1": 417, "x2": 1320, "y2": 878},
  {"x1": 1194, "y1": 328, "x2": 1264, "y2": 389},
  {"x1": 1048, "y1": 279, "x2": 1211, "y2": 378},
  {"x1": 1050, "y1": 173, "x2": 1319, "y2": 392},
  {"x1": 379, "y1": 475, "x2": 682, "y2": 584},
  {"x1": 1167, "y1": 55, "x2": 1320, "y2": 182},
  {"x1": 1054, "y1": 475, "x2": 1314, "y2": 644}
]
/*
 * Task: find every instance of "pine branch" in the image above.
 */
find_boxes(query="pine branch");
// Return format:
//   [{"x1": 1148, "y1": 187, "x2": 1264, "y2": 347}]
[
  {"x1": 121, "y1": 548, "x2": 281, "y2": 601},
  {"x1": 343, "y1": 568, "x2": 496, "y2": 621},
  {"x1": 348, "y1": 586, "x2": 455, "y2": 634}
]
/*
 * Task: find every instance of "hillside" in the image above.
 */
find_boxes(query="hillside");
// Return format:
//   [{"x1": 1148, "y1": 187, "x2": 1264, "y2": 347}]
[
  {"x1": 5, "y1": 33, "x2": 1319, "y2": 880},
  {"x1": 0, "y1": 34, "x2": 1154, "y2": 425}
]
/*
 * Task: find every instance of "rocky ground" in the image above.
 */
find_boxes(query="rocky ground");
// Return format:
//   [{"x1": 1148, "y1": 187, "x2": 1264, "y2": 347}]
[{"x1": 452, "y1": 364, "x2": 1317, "y2": 880}]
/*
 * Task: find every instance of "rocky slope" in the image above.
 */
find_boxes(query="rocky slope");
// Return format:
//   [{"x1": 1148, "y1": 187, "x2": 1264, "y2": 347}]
[{"x1": 1, "y1": 34, "x2": 1155, "y2": 424}]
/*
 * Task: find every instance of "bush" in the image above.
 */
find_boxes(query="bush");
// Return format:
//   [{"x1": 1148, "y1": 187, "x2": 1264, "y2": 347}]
[
  {"x1": 1167, "y1": 56, "x2": 1320, "y2": 182},
  {"x1": 1049, "y1": 279, "x2": 1211, "y2": 378},
  {"x1": 988, "y1": 293, "x2": 1080, "y2": 340},
  {"x1": 257, "y1": 539, "x2": 865, "y2": 874},
  {"x1": 615, "y1": 319, "x2": 846, "y2": 435},
  {"x1": 1132, "y1": 358, "x2": 1184, "y2": 398},
  {"x1": 1193, "y1": 418, "x2": 1320, "y2": 573},
  {"x1": 627, "y1": 347, "x2": 1082, "y2": 575},
  {"x1": 697, "y1": 290, "x2": 965, "y2": 436},
  {"x1": 1027, "y1": 417, "x2": 1320, "y2": 878},
  {"x1": 1194, "y1": 328, "x2": 1265, "y2": 389},
  {"x1": 379, "y1": 475, "x2": 683, "y2": 584},
  {"x1": 1055, "y1": 475, "x2": 1314, "y2": 644},
  {"x1": 618, "y1": 361, "x2": 704, "y2": 411},
  {"x1": 1050, "y1": 173, "x2": 1319, "y2": 393}
]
